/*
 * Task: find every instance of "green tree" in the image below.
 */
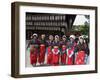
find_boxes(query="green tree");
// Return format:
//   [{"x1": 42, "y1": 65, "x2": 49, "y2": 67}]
[{"x1": 79, "y1": 24, "x2": 89, "y2": 35}]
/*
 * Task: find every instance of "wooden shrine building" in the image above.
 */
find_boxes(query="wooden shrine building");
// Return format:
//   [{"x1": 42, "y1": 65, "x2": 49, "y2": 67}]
[{"x1": 26, "y1": 12, "x2": 76, "y2": 40}]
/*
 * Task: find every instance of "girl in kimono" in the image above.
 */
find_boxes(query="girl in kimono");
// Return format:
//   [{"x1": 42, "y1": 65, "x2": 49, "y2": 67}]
[
  {"x1": 60, "y1": 35, "x2": 67, "y2": 65},
  {"x1": 67, "y1": 35, "x2": 76, "y2": 65},
  {"x1": 75, "y1": 36, "x2": 89, "y2": 65},
  {"x1": 52, "y1": 35, "x2": 60, "y2": 66},
  {"x1": 38, "y1": 34, "x2": 46, "y2": 65},
  {"x1": 30, "y1": 33, "x2": 39, "y2": 66},
  {"x1": 47, "y1": 35, "x2": 54, "y2": 65}
]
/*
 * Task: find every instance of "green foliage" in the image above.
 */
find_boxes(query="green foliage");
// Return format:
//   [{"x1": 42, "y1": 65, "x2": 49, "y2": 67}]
[
  {"x1": 72, "y1": 24, "x2": 89, "y2": 35},
  {"x1": 79, "y1": 25, "x2": 89, "y2": 35}
]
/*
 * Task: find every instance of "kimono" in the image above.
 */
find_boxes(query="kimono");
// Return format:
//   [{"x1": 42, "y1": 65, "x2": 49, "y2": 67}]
[
  {"x1": 30, "y1": 39, "x2": 39, "y2": 65},
  {"x1": 75, "y1": 51, "x2": 85, "y2": 64},
  {"x1": 52, "y1": 48, "x2": 60, "y2": 65},
  {"x1": 30, "y1": 46, "x2": 38, "y2": 65},
  {"x1": 60, "y1": 41, "x2": 67, "y2": 65},
  {"x1": 47, "y1": 40, "x2": 53, "y2": 65},
  {"x1": 75, "y1": 42, "x2": 88, "y2": 65},
  {"x1": 38, "y1": 39, "x2": 46, "y2": 64},
  {"x1": 67, "y1": 41, "x2": 76, "y2": 65},
  {"x1": 52, "y1": 41, "x2": 60, "y2": 65}
]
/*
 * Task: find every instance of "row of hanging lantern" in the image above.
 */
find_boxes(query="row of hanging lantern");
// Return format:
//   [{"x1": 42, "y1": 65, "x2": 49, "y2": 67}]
[
  {"x1": 26, "y1": 14, "x2": 66, "y2": 21},
  {"x1": 26, "y1": 21, "x2": 66, "y2": 26},
  {"x1": 26, "y1": 26, "x2": 61, "y2": 31}
]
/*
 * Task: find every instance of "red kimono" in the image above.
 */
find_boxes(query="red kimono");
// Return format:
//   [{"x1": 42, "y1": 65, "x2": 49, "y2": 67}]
[
  {"x1": 30, "y1": 45, "x2": 38, "y2": 65},
  {"x1": 61, "y1": 46, "x2": 67, "y2": 65},
  {"x1": 38, "y1": 44, "x2": 46, "y2": 64},
  {"x1": 67, "y1": 49, "x2": 74, "y2": 65},
  {"x1": 67, "y1": 42, "x2": 76, "y2": 65},
  {"x1": 52, "y1": 48, "x2": 60, "y2": 65},
  {"x1": 75, "y1": 42, "x2": 87, "y2": 65},
  {"x1": 47, "y1": 47, "x2": 53, "y2": 65},
  {"x1": 75, "y1": 51, "x2": 85, "y2": 65}
]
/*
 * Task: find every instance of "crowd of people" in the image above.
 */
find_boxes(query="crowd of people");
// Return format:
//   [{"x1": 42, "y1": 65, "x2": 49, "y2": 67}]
[{"x1": 27, "y1": 33, "x2": 89, "y2": 66}]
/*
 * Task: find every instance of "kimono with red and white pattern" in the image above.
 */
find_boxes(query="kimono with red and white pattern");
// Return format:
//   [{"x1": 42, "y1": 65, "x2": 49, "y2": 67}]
[
  {"x1": 67, "y1": 41, "x2": 76, "y2": 65},
  {"x1": 52, "y1": 48, "x2": 60, "y2": 65},
  {"x1": 75, "y1": 42, "x2": 87, "y2": 65},
  {"x1": 75, "y1": 51, "x2": 85, "y2": 64}
]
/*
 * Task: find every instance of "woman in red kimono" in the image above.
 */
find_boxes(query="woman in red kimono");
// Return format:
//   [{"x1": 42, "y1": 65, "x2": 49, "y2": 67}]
[
  {"x1": 38, "y1": 34, "x2": 46, "y2": 65},
  {"x1": 29, "y1": 33, "x2": 39, "y2": 66},
  {"x1": 30, "y1": 45, "x2": 38, "y2": 66},
  {"x1": 75, "y1": 51, "x2": 85, "y2": 64},
  {"x1": 47, "y1": 35, "x2": 54, "y2": 65},
  {"x1": 52, "y1": 46, "x2": 60, "y2": 66},
  {"x1": 60, "y1": 35, "x2": 67, "y2": 65},
  {"x1": 67, "y1": 35, "x2": 76, "y2": 65},
  {"x1": 52, "y1": 35, "x2": 60, "y2": 66},
  {"x1": 61, "y1": 45, "x2": 67, "y2": 65},
  {"x1": 75, "y1": 36, "x2": 88, "y2": 65},
  {"x1": 47, "y1": 46, "x2": 53, "y2": 65}
]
